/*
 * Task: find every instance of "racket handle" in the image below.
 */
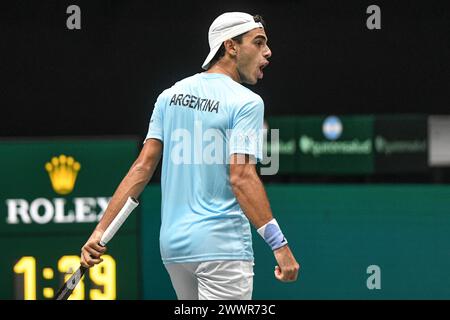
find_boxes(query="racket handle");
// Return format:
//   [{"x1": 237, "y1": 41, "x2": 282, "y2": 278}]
[{"x1": 99, "y1": 197, "x2": 139, "y2": 246}]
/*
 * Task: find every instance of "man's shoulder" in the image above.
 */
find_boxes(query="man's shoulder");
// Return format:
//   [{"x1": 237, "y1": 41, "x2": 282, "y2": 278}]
[
  {"x1": 225, "y1": 81, "x2": 264, "y2": 107},
  {"x1": 156, "y1": 73, "x2": 264, "y2": 108},
  {"x1": 173, "y1": 73, "x2": 201, "y2": 87},
  {"x1": 234, "y1": 87, "x2": 264, "y2": 109},
  {"x1": 156, "y1": 74, "x2": 199, "y2": 98}
]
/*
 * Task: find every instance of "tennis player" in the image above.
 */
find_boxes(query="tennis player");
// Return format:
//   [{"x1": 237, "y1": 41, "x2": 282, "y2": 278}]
[{"x1": 81, "y1": 12, "x2": 299, "y2": 300}]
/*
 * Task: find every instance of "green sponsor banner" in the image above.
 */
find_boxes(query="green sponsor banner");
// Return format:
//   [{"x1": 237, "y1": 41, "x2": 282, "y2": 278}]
[
  {"x1": 142, "y1": 184, "x2": 450, "y2": 299},
  {"x1": 297, "y1": 116, "x2": 374, "y2": 174},
  {"x1": 0, "y1": 138, "x2": 139, "y2": 299},
  {"x1": 0, "y1": 138, "x2": 138, "y2": 234},
  {"x1": 374, "y1": 115, "x2": 428, "y2": 173},
  {"x1": 263, "y1": 116, "x2": 375, "y2": 175}
]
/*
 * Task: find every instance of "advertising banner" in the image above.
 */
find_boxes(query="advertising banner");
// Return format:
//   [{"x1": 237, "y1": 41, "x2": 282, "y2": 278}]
[
  {"x1": 374, "y1": 115, "x2": 428, "y2": 173},
  {"x1": 0, "y1": 138, "x2": 139, "y2": 299}
]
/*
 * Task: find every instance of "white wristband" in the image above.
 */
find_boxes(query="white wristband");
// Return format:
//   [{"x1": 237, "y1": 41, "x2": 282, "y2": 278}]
[{"x1": 257, "y1": 218, "x2": 288, "y2": 251}]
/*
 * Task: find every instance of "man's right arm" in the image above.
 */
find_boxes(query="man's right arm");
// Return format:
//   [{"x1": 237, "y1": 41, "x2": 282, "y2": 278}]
[
  {"x1": 80, "y1": 138, "x2": 162, "y2": 268},
  {"x1": 229, "y1": 153, "x2": 300, "y2": 282}
]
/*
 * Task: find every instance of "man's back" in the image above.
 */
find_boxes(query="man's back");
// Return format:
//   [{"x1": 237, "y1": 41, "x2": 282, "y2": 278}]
[{"x1": 146, "y1": 72, "x2": 264, "y2": 264}]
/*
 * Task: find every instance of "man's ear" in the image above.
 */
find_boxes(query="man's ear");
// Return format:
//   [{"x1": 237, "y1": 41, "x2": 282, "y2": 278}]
[{"x1": 224, "y1": 39, "x2": 237, "y2": 56}]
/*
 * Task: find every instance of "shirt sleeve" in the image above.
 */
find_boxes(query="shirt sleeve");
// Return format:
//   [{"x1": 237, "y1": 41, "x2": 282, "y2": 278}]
[
  {"x1": 144, "y1": 93, "x2": 165, "y2": 143},
  {"x1": 228, "y1": 97, "x2": 264, "y2": 162}
]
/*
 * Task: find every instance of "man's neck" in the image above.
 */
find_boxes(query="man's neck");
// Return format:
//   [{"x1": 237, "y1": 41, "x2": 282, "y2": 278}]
[{"x1": 206, "y1": 60, "x2": 242, "y2": 83}]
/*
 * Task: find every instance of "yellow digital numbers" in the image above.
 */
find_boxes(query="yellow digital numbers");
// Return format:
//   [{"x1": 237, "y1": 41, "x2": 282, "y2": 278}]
[
  {"x1": 89, "y1": 255, "x2": 116, "y2": 300},
  {"x1": 13, "y1": 255, "x2": 116, "y2": 300},
  {"x1": 13, "y1": 256, "x2": 36, "y2": 300}
]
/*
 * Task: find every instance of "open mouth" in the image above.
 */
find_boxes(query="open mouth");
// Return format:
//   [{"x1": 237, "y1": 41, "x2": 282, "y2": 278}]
[{"x1": 258, "y1": 62, "x2": 269, "y2": 79}]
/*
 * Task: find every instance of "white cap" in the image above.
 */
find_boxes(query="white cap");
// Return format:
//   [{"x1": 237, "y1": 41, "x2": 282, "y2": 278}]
[{"x1": 201, "y1": 12, "x2": 264, "y2": 70}]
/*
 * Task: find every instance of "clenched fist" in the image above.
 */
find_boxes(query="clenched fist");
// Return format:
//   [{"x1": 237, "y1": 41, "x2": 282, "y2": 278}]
[{"x1": 273, "y1": 245, "x2": 300, "y2": 282}]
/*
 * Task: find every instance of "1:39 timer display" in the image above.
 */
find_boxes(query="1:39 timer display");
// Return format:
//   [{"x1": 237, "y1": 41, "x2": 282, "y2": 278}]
[
  {"x1": 13, "y1": 255, "x2": 116, "y2": 300},
  {"x1": 1, "y1": 234, "x2": 139, "y2": 300}
]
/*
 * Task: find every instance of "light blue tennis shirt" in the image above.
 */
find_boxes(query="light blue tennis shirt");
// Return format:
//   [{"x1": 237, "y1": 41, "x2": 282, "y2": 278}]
[{"x1": 145, "y1": 72, "x2": 264, "y2": 264}]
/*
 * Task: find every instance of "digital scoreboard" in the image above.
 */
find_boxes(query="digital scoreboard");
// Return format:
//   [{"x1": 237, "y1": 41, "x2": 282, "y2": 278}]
[{"x1": 0, "y1": 138, "x2": 140, "y2": 299}]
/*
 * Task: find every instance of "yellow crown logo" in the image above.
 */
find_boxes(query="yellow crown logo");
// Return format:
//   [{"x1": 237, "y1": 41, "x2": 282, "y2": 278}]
[{"x1": 45, "y1": 154, "x2": 81, "y2": 195}]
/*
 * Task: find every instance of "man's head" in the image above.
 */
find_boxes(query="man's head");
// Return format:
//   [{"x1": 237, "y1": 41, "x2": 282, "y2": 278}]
[{"x1": 202, "y1": 12, "x2": 272, "y2": 85}]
